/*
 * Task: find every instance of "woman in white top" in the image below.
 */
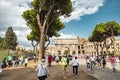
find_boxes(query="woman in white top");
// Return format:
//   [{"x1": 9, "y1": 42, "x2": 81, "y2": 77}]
[
  {"x1": 36, "y1": 59, "x2": 50, "y2": 80},
  {"x1": 86, "y1": 56, "x2": 90, "y2": 70},
  {"x1": 72, "y1": 56, "x2": 79, "y2": 76}
]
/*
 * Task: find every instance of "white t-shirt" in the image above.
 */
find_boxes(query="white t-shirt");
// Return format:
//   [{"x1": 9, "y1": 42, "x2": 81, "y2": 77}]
[
  {"x1": 86, "y1": 59, "x2": 90, "y2": 63},
  {"x1": 55, "y1": 56, "x2": 59, "y2": 61},
  {"x1": 90, "y1": 56, "x2": 95, "y2": 61},
  {"x1": 72, "y1": 59, "x2": 79, "y2": 66}
]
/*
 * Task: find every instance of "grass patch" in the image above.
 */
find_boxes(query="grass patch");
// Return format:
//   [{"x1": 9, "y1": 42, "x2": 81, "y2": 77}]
[{"x1": 0, "y1": 50, "x2": 9, "y2": 61}]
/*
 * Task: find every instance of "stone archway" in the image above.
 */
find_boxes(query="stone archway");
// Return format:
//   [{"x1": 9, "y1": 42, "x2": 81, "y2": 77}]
[
  {"x1": 65, "y1": 47, "x2": 70, "y2": 52},
  {"x1": 64, "y1": 47, "x2": 70, "y2": 54}
]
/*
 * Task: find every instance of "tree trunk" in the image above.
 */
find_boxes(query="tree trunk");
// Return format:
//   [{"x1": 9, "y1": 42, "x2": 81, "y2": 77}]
[
  {"x1": 100, "y1": 42, "x2": 105, "y2": 56},
  {"x1": 96, "y1": 44, "x2": 99, "y2": 56},
  {"x1": 31, "y1": 40, "x2": 35, "y2": 51},
  {"x1": 36, "y1": 1, "x2": 55, "y2": 61},
  {"x1": 93, "y1": 42, "x2": 99, "y2": 56},
  {"x1": 38, "y1": 32, "x2": 45, "y2": 61}
]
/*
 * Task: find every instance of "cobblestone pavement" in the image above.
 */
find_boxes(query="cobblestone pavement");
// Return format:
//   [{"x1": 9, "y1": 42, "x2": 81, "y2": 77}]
[{"x1": 78, "y1": 58, "x2": 120, "y2": 80}]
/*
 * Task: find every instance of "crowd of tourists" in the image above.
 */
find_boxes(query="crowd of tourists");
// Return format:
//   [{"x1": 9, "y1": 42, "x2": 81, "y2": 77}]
[
  {"x1": 0, "y1": 52, "x2": 119, "y2": 80},
  {"x1": 85, "y1": 54, "x2": 120, "y2": 73},
  {"x1": 35, "y1": 53, "x2": 120, "y2": 80},
  {"x1": 0, "y1": 54, "x2": 30, "y2": 69},
  {"x1": 36, "y1": 54, "x2": 79, "y2": 80}
]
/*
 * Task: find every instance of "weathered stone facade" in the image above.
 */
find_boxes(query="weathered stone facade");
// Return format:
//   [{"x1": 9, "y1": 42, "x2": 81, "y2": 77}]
[
  {"x1": 46, "y1": 37, "x2": 88, "y2": 55},
  {"x1": 46, "y1": 37, "x2": 120, "y2": 56},
  {"x1": 55, "y1": 38, "x2": 78, "y2": 55}
]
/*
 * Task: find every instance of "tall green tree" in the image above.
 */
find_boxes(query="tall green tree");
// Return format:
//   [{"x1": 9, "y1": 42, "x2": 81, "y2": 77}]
[
  {"x1": 5, "y1": 27, "x2": 17, "y2": 50},
  {"x1": 89, "y1": 21, "x2": 120, "y2": 55},
  {"x1": 89, "y1": 23, "x2": 106, "y2": 55},
  {"x1": 22, "y1": 0, "x2": 73, "y2": 61},
  {"x1": 0, "y1": 37, "x2": 4, "y2": 48},
  {"x1": 103, "y1": 21, "x2": 120, "y2": 54}
]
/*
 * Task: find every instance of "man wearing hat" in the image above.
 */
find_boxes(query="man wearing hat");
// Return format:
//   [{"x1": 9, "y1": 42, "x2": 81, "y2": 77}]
[{"x1": 36, "y1": 58, "x2": 50, "y2": 80}]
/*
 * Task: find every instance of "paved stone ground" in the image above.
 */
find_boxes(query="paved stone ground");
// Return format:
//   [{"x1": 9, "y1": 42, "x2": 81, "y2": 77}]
[
  {"x1": 1, "y1": 59, "x2": 120, "y2": 80},
  {"x1": 78, "y1": 58, "x2": 120, "y2": 80}
]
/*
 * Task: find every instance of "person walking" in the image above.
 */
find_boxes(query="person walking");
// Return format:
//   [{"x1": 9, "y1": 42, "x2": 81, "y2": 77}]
[
  {"x1": 55, "y1": 55, "x2": 60, "y2": 64},
  {"x1": 36, "y1": 58, "x2": 50, "y2": 80},
  {"x1": 102, "y1": 56, "x2": 106, "y2": 70},
  {"x1": 72, "y1": 56, "x2": 79, "y2": 76},
  {"x1": 61, "y1": 55, "x2": 67, "y2": 74},
  {"x1": 110, "y1": 55, "x2": 116, "y2": 73},
  {"x1": 86, "y1": 56, "x2": 90, "y2": 70},
  {"x1": 47, "y1": 55, "x2": 52, "y2": 67},
  {"x1": 90, "y1": 55, "x2": 95, "y2": 70},
  {"x1": 96, "y1": 56, "x2": 101, "y2": 68}
]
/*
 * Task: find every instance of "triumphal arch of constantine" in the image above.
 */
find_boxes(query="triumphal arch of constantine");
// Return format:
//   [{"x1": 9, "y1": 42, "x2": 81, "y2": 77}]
[{"x1": 46, "y1": 36, "x2": 89, "y2": 55}]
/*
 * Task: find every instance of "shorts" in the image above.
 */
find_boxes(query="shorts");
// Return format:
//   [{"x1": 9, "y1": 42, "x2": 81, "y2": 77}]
[
  {"x1": 62, "y1": 65, "x2": 67, "y2": 68},
  {"x1": 111, "y1": 63, "x2": 115, "y2": 68}
]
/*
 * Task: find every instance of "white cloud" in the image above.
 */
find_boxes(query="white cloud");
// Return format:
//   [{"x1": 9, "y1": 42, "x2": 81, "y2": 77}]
[
  {"x1": 60, "y1": 0, "x2": 105, "y2": 22},
  {"x1": 0, "y1": 0, "x2": 105, "y2": 49},
  {"x1": 0, "y1": 0, "x2": 32, "y2": 48},
  {"x1": 53, "y1": 33, "x2": 76, "y2": 38},
  {"x1": 48, "y1": 33, "x2": 76, "y2": 46}
]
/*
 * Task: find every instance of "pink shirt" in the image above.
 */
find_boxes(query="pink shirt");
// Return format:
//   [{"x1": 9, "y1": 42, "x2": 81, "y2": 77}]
[{"x1": 110, "y1": 57, "x2": 116, "y2": 64}]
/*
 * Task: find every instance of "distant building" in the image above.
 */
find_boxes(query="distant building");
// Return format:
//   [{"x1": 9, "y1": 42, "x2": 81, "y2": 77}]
[
  {"x1": 46, "y1": 37, "x2": 120, "y2": 56},
  {"x1": 55, "y1": 38, "x2": 78, "y2": 55}
]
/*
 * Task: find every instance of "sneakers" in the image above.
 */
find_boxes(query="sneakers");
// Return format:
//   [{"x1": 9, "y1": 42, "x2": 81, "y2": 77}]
[
  {"x1": 73, "y1": 74, "x2": 76, "y2": 76},
  {"x1": 73, "y1": 74, "x2": 78, "y2": 76},
  {"x1": 87, "y1": 69, "x2": 90, "y2": 70}
]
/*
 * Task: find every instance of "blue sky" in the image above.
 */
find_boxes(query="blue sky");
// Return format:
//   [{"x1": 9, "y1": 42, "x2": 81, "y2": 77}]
[
  {"x1": 0, "y1": 0, "x2": 120, "y2": 49},
  {"x1": 60, "y1": 0, "x2": 120, "y2": 39}
]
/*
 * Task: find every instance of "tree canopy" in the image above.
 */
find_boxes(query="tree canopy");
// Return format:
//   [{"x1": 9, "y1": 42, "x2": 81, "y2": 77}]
[
  {"x1": 88, "y1": 21, "x2": 120, "y2": 55},
  {"x1": 5, "y1": 27, "x2": 17, "y2": 50},
  {"x1": 89, "y1": 21, "x2": 120, "y2": 42},
  {"x1": 0, "y1": 27, "x2": 17, "y2": 50},
  {"x1": 22, "y1": 0, "x2": 73, "y2": 60}
]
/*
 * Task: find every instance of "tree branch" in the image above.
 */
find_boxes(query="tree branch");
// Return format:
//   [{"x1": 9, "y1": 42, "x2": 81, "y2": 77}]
[
  {"x1": 42, "y1": 1, "x2": 56, "y2": 32},
  {"x1": 36, "y1": 0, "x2": 46, "y2": 32},
  {"x1": 45, "y1": 37, "x2": 50, "y2": 50},
  {"x1": 45, "y1": 19, "x2": 54, "y2": 35}
]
